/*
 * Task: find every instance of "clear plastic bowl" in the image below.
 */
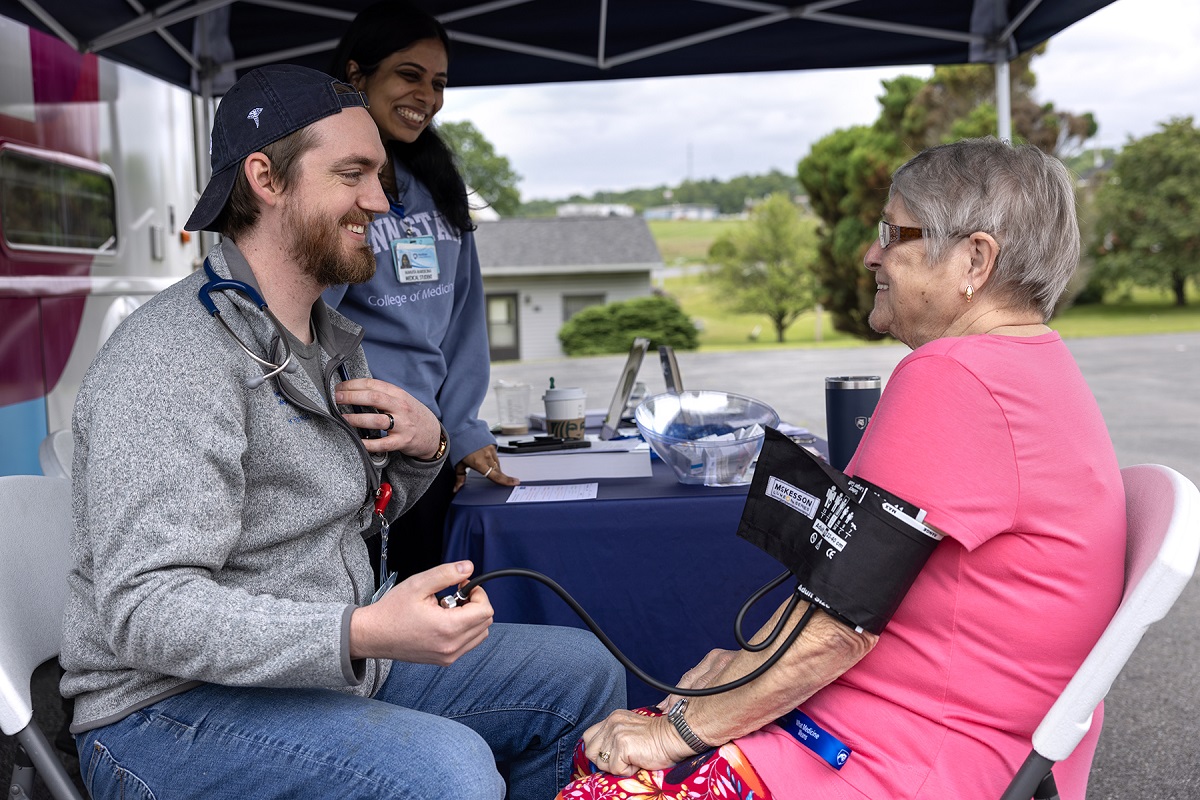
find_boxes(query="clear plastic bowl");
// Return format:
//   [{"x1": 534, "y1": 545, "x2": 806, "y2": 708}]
[{"x1": 635, "y1": 390, "x2": 780, "y2": 486}]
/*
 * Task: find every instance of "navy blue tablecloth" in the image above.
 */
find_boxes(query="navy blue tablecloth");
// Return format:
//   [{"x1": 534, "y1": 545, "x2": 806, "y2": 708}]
[{"x1": 444, "y1": 459, "x2": 795, "y2": 709}]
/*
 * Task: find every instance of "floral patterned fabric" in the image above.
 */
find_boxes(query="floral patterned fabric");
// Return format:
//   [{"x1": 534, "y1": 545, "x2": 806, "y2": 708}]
[{"x1": 556, "y1": 708, "x2": 774, "y2": 800}]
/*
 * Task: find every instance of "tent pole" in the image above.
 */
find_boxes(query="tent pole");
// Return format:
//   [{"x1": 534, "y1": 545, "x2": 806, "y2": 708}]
[{"x1": 994, "y1": 54, "x2": 1012, "y2": 142}]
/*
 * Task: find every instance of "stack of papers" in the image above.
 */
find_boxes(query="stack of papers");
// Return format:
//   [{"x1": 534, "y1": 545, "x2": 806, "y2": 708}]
[{"x1": 497, "y1": 434, "x2": 652, "y2": 481}]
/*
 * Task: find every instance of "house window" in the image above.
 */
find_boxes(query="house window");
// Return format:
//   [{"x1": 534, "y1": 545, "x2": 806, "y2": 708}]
[
  {"x1": 486, "y1": 293, "x2": 519, "y2": 361},
  {"x1": 0, "y1": 147, "x2": 117, "y2": 252},
  {"x1": 563, "y1": 293, "x2": 605, "y2": 321}
]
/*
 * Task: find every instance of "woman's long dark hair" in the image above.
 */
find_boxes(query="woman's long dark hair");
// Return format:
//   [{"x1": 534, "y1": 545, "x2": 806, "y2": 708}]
[{"x1": 330, "y1": 0, "x2": 475, "y2": 233}]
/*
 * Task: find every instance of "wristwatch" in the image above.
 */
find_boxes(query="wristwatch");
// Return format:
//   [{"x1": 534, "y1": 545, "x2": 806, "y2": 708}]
[
  {"x1": 414, "y1": 427, "x2": 448, "y2": 462},
  {"x1": 667, "y1": 698, "x2": 711, "y2": 754}
]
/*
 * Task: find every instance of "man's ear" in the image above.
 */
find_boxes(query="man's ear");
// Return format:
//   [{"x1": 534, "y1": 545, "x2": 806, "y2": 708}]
[
  {"x1": 243, "y1": 152, "x2": 281, "y2": 208},
  {"x1": 964, "y1": 231, "x2": 1001, "y2": 292}
]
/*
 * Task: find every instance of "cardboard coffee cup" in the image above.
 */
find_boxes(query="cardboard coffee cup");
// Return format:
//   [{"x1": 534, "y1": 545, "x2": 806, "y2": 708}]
[{"x1": 543, "y1": 386, "x2": 587, "y2": 440}]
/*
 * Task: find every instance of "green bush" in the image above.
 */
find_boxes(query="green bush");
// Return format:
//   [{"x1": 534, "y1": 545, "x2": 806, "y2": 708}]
[{"x1": 558, "y1": 295, "x2": 699, "y2": 356}]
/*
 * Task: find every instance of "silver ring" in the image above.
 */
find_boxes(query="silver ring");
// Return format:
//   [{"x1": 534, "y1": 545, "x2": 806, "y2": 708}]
[
  {"x1": 383, "y1": 413, "x2": 395, "y2": 432},
  {"x1": 483, "y1": 466, "x2": 494, "y2": 478}
]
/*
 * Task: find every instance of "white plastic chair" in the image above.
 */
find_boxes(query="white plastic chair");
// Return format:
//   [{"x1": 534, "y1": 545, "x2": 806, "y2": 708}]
[
  {"x1": 1000, "y1": 464, "x2": 1200, "y2": 800},
  {"x1": 0, "y1": 475, "x2": 85, "y2": 800},
  {"x1": 38, "y1": 430, "x2": 74, "y2": 479}
]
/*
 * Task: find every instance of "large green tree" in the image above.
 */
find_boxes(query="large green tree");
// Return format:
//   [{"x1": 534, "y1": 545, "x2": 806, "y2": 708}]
[
  {"x1": 798, "y1": 46, "x2": 1097, "y2": 338},
  {"x1": 1092, "y1": 117, "x2": 1200, "y2": 306},
  {"x1": 705, "y1": 192, "x2": 819, "y2": 343},
  {"x1": 438, "y1": 120, "x2": 522, "y2": 217},
  {"x1": 796, "y1": 78, "x2": 918, "y2": 338}
]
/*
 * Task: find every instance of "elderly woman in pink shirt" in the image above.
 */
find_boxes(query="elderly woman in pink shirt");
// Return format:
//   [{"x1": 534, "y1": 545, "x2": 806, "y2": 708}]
[{"x1": 557, "y1": 137, "x2": 1126, "y2": 800}]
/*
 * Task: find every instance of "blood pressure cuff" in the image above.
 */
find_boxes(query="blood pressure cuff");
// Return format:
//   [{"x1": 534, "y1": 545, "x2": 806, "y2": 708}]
[{"x1": 736, "y1": 427, "x2": 942, "y2": 635}]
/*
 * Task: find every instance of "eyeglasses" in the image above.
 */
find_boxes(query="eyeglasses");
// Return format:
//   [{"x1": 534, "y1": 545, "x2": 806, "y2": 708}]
[{"x1": 878, "y1": 220, "x2": 925, "y2": 250}]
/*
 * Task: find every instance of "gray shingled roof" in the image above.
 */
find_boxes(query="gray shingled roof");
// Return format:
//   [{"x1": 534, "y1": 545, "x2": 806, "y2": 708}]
[{"x1": 474, "y1": 217, "x2": 662, "y2": 271}]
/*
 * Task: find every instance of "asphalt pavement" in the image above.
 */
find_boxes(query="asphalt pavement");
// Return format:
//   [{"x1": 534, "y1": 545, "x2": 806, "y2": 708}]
[{"x1": 6, "y1": 332, "x2": 1198, "y2": 797}]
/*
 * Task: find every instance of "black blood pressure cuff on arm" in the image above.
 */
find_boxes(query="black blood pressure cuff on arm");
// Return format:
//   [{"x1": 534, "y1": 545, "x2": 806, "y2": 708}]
[{"x1": 737, "y1": 427, "x2": 943, "y2": 635}]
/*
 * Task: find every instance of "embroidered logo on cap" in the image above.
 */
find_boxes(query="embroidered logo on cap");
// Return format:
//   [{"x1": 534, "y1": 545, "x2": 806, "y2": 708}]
[{"x1": 247, "y1": 107, "x2": 264, "y2": 128}]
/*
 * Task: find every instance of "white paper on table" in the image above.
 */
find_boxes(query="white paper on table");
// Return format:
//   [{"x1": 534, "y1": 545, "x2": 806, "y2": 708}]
[{"x1": 506, "y1": 483, "x2": 599, "y2": 503}]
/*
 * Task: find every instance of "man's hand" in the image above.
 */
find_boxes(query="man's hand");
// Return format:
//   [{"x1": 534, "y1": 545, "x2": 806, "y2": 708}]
[
  {"x1": 349, "y1": 561, "x2": 493, "y2": 665},
  {"x1": 334, "y1": 377, "x2": 442, "y2": 459},
  {"x1": 454, "y1": 445, "x2": 519, "y2": 492}
]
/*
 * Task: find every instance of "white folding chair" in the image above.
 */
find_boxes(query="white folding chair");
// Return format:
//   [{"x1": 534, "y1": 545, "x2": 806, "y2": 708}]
[
  {"x1": 1000, "y1": 464, "x2": 1200, "y2": 800},
  {"x1": 0, "y1": 475, "x2": 85, "y2": 800},
  {"x1": 38, "y1": 430, "x2": 74, "y2": 479}
]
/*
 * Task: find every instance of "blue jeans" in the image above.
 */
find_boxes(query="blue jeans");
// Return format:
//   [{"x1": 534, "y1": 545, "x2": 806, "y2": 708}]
[{"x1": 76, "y1": 624, "x2": 625, "y2": 799}]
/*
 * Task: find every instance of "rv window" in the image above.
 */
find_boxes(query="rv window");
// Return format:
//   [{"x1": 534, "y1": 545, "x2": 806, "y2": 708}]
[{"x1": 0, "y1": 150, "x2": 117, "y2": 252}]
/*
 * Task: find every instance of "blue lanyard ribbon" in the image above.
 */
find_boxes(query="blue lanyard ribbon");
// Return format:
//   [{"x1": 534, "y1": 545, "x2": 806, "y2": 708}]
[{"x1": 776, "y1": 708, "x2": 852, "y2": 770}]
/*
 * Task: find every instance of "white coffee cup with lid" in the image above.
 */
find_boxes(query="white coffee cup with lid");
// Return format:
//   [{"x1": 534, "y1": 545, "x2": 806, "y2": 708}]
[{"x1": 543, "y1": 386, "x2": 587, "y2": 440}]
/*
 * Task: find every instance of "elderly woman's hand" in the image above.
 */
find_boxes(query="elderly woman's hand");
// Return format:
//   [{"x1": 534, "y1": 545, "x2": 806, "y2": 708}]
[
  {"x1": 656, "y1": 648, "x2": 737, "y2": 712},
  {"x1": 581, "y1": 708, "x2": 697, "y2": 777}
]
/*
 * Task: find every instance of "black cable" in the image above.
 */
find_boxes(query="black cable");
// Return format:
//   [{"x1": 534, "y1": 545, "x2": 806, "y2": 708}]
[
  {"x1": 447, "y1": 567, "x2": 814, "y2": 697},
  {"x1": 734, "y1": 569, "x2": 800, "y2": 652}
]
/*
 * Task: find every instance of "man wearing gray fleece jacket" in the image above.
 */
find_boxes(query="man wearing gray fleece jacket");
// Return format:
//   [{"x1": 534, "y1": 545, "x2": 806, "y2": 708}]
[{"x1": 60, "y1": 64, "x2": 624, "y2": 799}]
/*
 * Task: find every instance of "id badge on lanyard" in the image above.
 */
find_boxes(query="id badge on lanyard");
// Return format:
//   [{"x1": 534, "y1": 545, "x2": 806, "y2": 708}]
[{"x1": 392, "y1": 236, "x2": 440, "y2": 284}]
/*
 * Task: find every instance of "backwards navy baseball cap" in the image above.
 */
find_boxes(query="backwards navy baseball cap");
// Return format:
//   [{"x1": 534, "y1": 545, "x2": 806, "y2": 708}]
[{"x1": 185, "y1": 64, "x2": 369, "y2": 232}]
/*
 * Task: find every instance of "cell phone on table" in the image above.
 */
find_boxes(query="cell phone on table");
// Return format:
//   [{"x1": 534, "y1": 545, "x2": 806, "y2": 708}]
[{"x1": 497, "y1": 436, "x2": 591, "y2": 454}]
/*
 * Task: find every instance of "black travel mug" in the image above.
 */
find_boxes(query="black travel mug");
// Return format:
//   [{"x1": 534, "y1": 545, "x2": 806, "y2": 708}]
[{"x1": 825, "y1": 376, "x2": 881, "y2": 471}]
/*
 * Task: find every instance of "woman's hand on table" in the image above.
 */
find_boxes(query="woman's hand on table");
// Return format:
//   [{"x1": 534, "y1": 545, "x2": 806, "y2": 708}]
[{"x1": 455, "y1": 444, "x2": 519, "y2": 492}]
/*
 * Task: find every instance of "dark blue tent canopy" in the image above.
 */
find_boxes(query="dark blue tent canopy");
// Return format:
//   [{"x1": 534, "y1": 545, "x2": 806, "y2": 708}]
[{"x1": 0, "y1": 0, "x2": 1118, "y2": 94}]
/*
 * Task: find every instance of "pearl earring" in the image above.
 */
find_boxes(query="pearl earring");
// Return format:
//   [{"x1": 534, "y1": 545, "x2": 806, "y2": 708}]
[{"x1": 966, "y1": 284, "x2": 974, "y2": 303}]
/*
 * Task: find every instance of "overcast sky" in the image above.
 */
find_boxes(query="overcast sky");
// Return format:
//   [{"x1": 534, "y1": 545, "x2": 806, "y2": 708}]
[{"x1": 438, "y1": 0, "x2": 1200, "y2": 201}]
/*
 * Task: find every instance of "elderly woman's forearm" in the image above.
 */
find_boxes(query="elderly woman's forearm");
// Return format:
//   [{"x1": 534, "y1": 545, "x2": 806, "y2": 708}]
[{"x1": 685, "y1": 603, "x2": 877, "y2": 746}]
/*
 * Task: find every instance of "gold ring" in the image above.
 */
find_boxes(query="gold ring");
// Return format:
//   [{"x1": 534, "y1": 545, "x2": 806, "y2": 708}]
[
  {"x1": 483, "y1": 466, "x2": 494, "y2": 478},
  {"x1": 597, "y1": 750, "x2": 610, "y2": 762}
]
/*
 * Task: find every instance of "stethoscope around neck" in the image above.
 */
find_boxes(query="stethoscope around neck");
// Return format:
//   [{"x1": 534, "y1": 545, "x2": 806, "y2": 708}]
[{"x1": 199, "y1": 260, "x2": 299, "y2": 389}]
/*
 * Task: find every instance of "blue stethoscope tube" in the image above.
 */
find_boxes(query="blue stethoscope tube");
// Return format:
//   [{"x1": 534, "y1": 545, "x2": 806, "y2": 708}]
[{"x1": 199, "y1": 260, "x2": 297, "y2": 389}]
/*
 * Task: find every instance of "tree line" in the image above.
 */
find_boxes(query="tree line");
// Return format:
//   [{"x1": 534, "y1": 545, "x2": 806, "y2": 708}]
[{"x1": 444, "y1": 43, "x2": 1200, "y2": 348}]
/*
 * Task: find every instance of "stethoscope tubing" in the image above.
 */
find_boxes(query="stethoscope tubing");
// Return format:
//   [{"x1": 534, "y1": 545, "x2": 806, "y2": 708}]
[
  {"x1": 447, "y1": 567, "x2": 812, "y2": 697},
  {"x1": 200, "y1": 260, "x2": 296, "y2": 387}
]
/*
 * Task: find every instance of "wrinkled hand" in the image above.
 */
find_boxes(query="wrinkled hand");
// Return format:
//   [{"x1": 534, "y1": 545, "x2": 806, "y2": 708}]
[
  {"x1": 349, "y1": 561, "x2": 493, "y2": 665},
  {"x1": 581, "y1": 709, "x2": 695, "y2": 777},
  {"x1": 334, "y1": 377, "x2": 441, "y2": 460},
  {"x1": 455, "y1": 445, "x2": 519, "y2": 492},
  {"x1": 656, "y1": 648, "x2": 737, "y2": 712}
]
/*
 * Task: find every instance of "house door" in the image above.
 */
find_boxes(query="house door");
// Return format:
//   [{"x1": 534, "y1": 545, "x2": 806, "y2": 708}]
[{"x1": 486, "y1": 293, "x2": 519, "y2": 361}]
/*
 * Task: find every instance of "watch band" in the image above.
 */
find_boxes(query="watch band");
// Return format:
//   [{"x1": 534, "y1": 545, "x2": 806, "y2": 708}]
[
  {"x1": 667, "y1": 698, "x2": 710, "y2": 754},
  {"x1": 414, "y1": 427, "x2": 448, "y2": 462}
]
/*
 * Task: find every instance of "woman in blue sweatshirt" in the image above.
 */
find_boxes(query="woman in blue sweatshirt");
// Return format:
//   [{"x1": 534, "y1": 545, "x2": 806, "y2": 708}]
[{"x1": 325, "y1": 0, "x2": 518, "y2": 578}]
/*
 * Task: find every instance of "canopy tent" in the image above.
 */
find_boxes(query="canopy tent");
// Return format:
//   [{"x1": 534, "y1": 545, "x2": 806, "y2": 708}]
[
  {"x1": 1, "y1": 0, "x2": 1119, "y2": 205},
  {"x1": 2, "y1": 0, "x2": 1117, "y2": 96}
]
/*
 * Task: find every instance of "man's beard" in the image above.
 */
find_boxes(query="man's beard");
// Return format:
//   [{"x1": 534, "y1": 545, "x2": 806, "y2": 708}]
[{"x1": 285, "y1": 203, "x2": 377, "y2": 287}]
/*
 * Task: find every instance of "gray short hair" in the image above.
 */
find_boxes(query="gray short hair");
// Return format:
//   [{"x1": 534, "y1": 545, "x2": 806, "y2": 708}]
[{"x1": 889, "y1": 137, "x2": 1079, "y2": 320}]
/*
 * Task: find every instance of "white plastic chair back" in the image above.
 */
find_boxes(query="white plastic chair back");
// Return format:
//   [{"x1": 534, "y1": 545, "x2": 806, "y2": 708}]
[
  {"x1": 1002, "y1": 464, "x2": 1200, "y2": 800},
  {"x1": 0, "y1": 475, "x2": 84, "y2": 800},
  {"x1": 1031, "y1": 464, "x2": 1200, "y2": 761},
  {"x1": 38, "y1": 430, "x2": 74, "y2": 479}
]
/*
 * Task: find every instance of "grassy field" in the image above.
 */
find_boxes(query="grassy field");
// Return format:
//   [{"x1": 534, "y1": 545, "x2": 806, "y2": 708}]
[
  {"x1": 646, "y1": 219, "x2": 746, "y2": 265},
  {"x1": 648, "y1": 221, "x2": 1200, "y2": 350}
]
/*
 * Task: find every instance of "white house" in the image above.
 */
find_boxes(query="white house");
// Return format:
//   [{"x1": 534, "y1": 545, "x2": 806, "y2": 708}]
[{"x1": 475, "y1": 217, "x2": 661, "y2": 361}]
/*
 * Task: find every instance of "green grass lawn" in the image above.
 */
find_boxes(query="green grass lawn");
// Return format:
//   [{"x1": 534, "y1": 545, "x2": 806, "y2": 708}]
[
  {"x1": 646, "y1": 219, "x2": 746, "y2": 265},
  {"x1": 648, "y1": 220, "x2": 1200, "y2": 349}
]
